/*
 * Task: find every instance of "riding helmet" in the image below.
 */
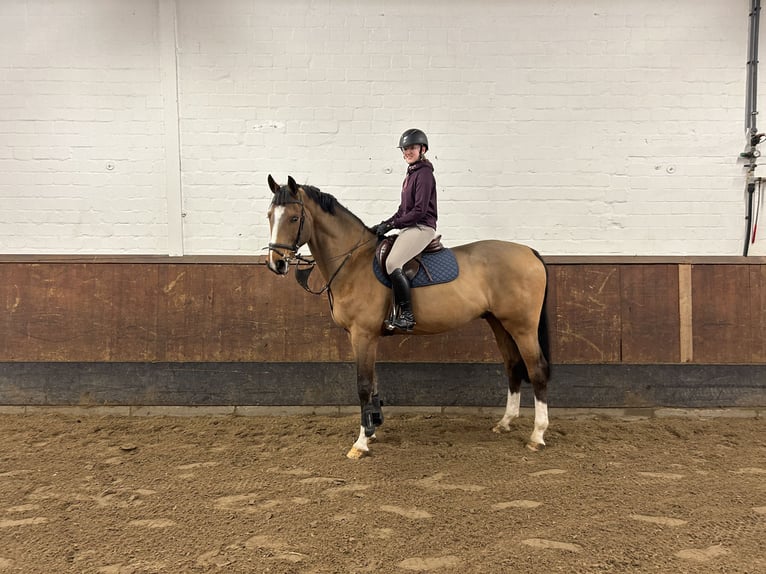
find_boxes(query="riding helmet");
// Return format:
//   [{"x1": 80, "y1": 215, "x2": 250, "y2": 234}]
[{"x1": 398, "y1": 128, "x2": 428, "y2": 151}]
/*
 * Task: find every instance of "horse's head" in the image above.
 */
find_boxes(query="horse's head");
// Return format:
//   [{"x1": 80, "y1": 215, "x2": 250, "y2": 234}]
[{"x1": 266, "y1": 174, "x2": 313, "y2": 275}]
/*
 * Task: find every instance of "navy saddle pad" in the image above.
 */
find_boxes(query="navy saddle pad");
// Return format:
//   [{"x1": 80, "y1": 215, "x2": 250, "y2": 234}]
[{"x1": 373, "y1": 248, "x2": 459, "y2": 288}]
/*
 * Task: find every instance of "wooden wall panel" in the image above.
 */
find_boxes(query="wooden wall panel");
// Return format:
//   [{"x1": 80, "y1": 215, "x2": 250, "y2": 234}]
[
  {"x1": 2, "y1": 258, "x2": 765, "y2": 366},
  {"x1": 620, "y1": 265, "x2": 680, "y2": 363},
  {"x1": 749, "y1": 265, "x2": 766, "y2": 362},
  {"x1": 0, "y1": 263, "x2": 348, "y2": 362},
  {"x1": 156, "y1": 265, "x2": 328, "y2": 362},
  {"x1": 548, "y1": 265, "x2": 621, "y2": 363},
  {"x1": 692, "y1": 265, "x2": 758, "y2": 363},
  {"x1": 378, "y1": 320, "x2": 497, "y2": 363},
  {"x1": 1, "y1": 264, "x2": 162, "y2": 361},
  {"x1": 139, "y1": 264, "x2": 351, "y2": 362}
]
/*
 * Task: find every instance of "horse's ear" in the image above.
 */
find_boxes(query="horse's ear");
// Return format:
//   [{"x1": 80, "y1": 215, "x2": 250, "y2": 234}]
[
  {"x1": 287, "y1": 175, "x2": 299, "y2": 196},
  {"x1": 267, "y1": 174, "x2": 280, "y2": 194}
]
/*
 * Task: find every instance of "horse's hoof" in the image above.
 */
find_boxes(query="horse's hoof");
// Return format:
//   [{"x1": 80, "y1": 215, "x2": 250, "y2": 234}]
[
  {"x1": 346, "y1": 447, "x2": 369, "y2": 460},
  {"x1": 526, "y1": 441, "x2": 545, "y2": 452},
  {"x1": 492, "y1": 423, "x2": 510, "y2": 434}
]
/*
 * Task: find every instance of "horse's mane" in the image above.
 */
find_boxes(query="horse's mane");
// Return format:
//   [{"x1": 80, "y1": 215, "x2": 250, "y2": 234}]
[{"x1": 273, "y1": 183, "x2": 370, "y2": 229}]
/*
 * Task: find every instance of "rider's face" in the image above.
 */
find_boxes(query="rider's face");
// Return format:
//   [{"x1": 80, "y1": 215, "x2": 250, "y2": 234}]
[{"x1": 401, "y1": 144, "x2": 423, "y2": 164}]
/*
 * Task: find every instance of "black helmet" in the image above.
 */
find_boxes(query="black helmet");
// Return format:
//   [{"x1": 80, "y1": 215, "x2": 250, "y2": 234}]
[{"x1": 398, "y1": 128, "x2": 428, "y2": 151}]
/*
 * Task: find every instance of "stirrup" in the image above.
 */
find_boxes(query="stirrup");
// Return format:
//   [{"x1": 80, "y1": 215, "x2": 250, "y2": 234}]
[{"x1": 385, "y1": 309, "x2": 416, "y2": 332}]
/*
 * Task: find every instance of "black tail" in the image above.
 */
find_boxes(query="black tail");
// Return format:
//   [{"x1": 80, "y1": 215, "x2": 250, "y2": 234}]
[{"x1": 533, "y1": 249, "x2": 551, "y2": 375}]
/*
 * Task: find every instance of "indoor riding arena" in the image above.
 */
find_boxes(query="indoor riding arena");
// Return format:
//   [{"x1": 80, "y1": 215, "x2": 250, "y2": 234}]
[{"x1": 1, "y1": 1, "x2": 765, "y2": 573}]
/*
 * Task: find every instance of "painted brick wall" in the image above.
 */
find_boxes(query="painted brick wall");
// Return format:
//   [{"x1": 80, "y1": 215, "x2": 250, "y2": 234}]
[
  {"x1": 0, "y1": 0, "x2": 761, "y2": 255},
  {"x1": 0, "y1": 0, "x2": 173, "y2": 253}
]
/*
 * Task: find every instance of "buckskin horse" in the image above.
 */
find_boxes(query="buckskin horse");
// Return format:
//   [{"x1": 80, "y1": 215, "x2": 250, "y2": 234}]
[{"x1": 266, "y1": 175, "x2": 551, "y2": 459}]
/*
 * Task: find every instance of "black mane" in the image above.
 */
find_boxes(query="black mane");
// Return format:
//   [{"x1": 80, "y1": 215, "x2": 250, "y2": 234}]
[{"x1": 273, "y1": 183, "x2": 370, "y2": 229}]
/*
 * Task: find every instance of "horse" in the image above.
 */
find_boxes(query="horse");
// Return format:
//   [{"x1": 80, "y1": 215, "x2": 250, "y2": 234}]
[{"x1": 266, "y1": 175, "x2": 551, "y2": 459}]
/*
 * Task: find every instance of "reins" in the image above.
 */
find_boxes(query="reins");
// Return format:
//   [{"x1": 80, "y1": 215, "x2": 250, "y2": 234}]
[{"x1": 293, "y1": 230, "x2": 375, "y2": 296}]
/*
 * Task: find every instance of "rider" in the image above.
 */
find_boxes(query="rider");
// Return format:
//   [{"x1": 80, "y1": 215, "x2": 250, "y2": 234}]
[{"x1": 374, "y1": 128, "x2": 438, "y2": 331}]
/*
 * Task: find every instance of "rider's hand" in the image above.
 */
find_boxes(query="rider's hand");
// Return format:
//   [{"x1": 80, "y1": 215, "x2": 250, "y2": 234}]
[{"x1": 374, "y1": 221, "x2": 394, "y2": 236}]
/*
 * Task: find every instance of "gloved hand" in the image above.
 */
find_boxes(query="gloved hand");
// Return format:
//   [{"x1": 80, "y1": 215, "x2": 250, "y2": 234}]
[{"x1": 374, "y1": 221, "x2": 394, "y2": 236}]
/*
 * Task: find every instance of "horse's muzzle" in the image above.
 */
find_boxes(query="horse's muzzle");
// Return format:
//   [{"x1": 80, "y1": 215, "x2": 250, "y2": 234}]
[{"x1": 269, "y1": 258, "x2": 290, "y2": 275}]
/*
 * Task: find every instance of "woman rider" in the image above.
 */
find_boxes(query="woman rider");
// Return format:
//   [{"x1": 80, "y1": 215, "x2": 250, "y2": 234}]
[{"x1": 374, "y1": 128, "x2": 438, "y2": 332}]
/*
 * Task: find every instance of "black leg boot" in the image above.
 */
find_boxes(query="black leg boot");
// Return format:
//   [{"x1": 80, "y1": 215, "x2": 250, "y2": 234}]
[{"x1": 386, "y1": 268, "x2": 416, "y2": 332}]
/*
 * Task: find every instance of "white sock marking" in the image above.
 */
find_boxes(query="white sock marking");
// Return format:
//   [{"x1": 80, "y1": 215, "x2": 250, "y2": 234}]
[
  {"x1": 530, "y1": 396, "x2": 549, "y2": 445},
  {"x1": 497, "y1": 390, "x2": 521, "y2": 430},
  {"x1": 352, "y1": 426, "x2": 369, "y2": 452}
]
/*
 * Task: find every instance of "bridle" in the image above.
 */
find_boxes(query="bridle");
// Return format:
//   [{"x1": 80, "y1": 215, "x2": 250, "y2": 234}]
[
  {"x1": 267, "y1": 194, "x2": 374, "y2": 296},
  {"x1": 267, "y1": 197, "x2": 313, "y2": 264}
]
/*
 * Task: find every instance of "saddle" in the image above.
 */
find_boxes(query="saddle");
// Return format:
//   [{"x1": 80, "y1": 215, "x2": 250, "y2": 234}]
[{"x1": 375, "y1": 234, "x2": 444, "y2": 281}]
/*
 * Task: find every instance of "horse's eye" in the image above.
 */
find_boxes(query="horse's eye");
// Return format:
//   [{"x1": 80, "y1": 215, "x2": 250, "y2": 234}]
[{"x1": 290, "y1": 216, "x2": 299, "y2": 223}]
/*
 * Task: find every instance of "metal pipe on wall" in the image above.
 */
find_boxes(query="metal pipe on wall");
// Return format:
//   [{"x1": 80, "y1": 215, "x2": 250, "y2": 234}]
[
  {"x1": 746, "y1": 1, "x2": 761, "y2": 135},
  {"x1": 744, "y1": 0, "x2": 762, "y2": 256}
]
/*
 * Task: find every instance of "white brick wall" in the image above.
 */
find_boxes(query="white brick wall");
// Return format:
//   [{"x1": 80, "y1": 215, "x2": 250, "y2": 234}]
[
  {"x1": 0, "y1": 0, "x2": 761, "y2": 255},
  {"x1": 0, "y1": 0, "x2": 173, "y2": 253}
]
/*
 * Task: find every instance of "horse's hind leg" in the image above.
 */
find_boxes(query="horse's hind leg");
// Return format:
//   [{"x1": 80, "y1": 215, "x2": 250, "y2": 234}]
[
  {"x1": 514, "y1": 331, "x2": 550, "y2": 451},
  {"x1": 487, "y1": 313, "x2": 550, "y2": 450},
  {"x1": 485, "y1": 314, "x2": 524, "y2": 434}
]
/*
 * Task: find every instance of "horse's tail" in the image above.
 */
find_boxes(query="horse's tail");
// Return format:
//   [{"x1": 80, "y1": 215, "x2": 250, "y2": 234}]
[{"x1": 534, "y1": 249, "x2": 552, "y2": 371}]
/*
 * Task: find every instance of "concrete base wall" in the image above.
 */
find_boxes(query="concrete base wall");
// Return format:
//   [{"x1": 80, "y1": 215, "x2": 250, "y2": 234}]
[{"x1": 2, "y1": 362, "x2": 764, "y2": 409}]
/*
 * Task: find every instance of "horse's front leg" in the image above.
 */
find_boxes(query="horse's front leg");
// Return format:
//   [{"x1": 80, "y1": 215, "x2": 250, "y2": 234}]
[{"x1": 346, "y1": 330, "x2": 380, "y2": 460}]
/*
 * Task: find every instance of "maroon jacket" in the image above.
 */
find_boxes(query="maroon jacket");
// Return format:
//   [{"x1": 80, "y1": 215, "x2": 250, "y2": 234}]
[{"x1": 388, "y1": 159, "x2": 438, "y2": 230}]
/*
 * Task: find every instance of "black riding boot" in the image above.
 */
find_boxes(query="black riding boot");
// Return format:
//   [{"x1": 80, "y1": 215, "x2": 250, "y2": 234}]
[{"x1": 386, "y1": 268, "x2": 416, "y2": 332}]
